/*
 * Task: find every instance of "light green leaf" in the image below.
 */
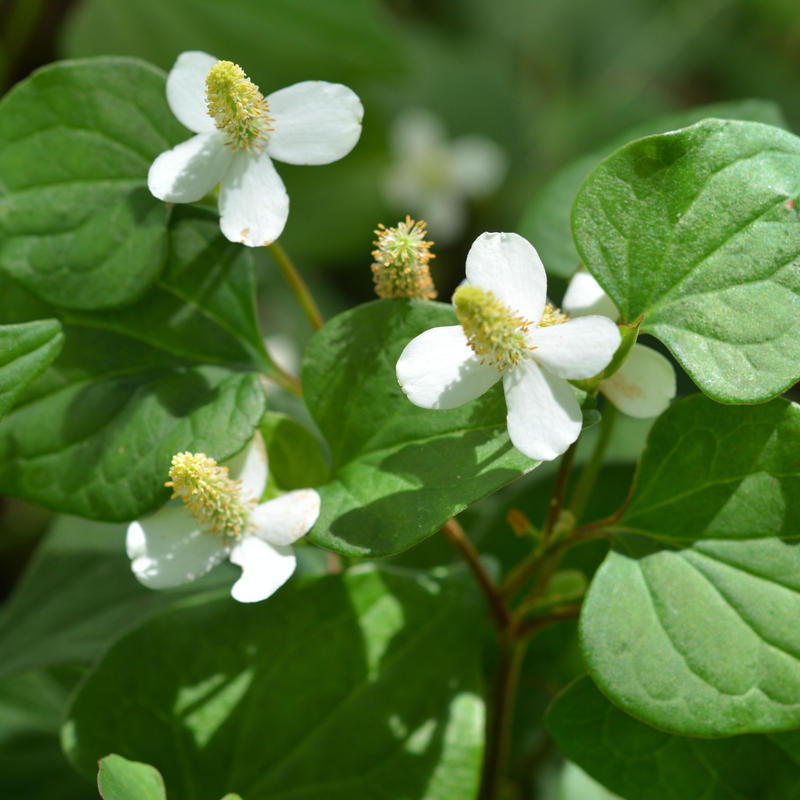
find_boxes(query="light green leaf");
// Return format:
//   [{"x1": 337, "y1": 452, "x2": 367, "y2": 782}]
[
  {"x1": 302, "y1": 300, "x2": 536, "y2": 557},
  {"x1": 547, "y1": 675, "x2": 800, "y2": 799},
  {"x1": 520, "y1": 99, "x2": 787, "y2": 279},
  {"x1": 0, "y1": 319, "x2": 63, "y2": 418},
  {"x1": 0, "y1": 58, "x2": 185, "y2": 309},
  {"x1": 616, "y1": 394, "x2": 800, "y2": 542},
  {"x1": 63, "y1": 567, "x2": 485, "y2": 800},
  {"x1": 0, "y1": 515, "x2": 229, "y2": 680},
  {"x1": 572, "y1": 118, "x2": 800, "y2": 402},
  {"x1": 98, "y1": 755, "x2": 167, "y2": 800},
  {"x1": 581, "y1": 537, "x2": 800, "y2": 736}
]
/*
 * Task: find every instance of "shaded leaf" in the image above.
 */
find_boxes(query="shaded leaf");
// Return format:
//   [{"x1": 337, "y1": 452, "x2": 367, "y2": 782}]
[{"x1": 63, "y1": 567, "x2": 484, "y2": 800}]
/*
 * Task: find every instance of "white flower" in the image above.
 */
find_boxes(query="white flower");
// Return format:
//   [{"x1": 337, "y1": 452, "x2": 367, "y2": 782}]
[
  {"x1": 126, "y1": 433, "x2": 320, "y2": 603},
  {"x1": 563, "y1": 269, "x2": 676, "y2": 418},
  {"x1": 395, "y1": 232, "x2": 621, "y2": 461},
  {"x1": 148, "y1": 51, "x2": 364, "y2": 247},
  {"x1": 384, "y1": 109, "x2": 507, "y2": 243}
]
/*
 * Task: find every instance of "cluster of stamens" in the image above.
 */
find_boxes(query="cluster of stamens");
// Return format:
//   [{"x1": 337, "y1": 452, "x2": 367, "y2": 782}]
[
  {"x1": 539, "y1": 302, "x2": 570, "y2": 327},
  {"x1": 205, "y1": 60, "x2": 273, "y2": 151},
  {"x1": 453, "y1": 285, "x2": 533, "y2": 371},
  {"x1": 371, "y1": 216, "x2": 437, "y2": 301},
  {"x1": 166, "y1": 452, "x2": 254, "y2": 543}
]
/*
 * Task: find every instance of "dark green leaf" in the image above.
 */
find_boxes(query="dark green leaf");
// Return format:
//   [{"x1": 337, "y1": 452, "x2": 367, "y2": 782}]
[
  {"x1": 0, "y1": 668, "x2": 90, "y2": 800},
  {"x1": 0, "y1": 58, "x2": 185, "y2": 309},
  {"x1": 63, "y1": 567, "x2": 484, "y2": 800},
  {"x1": 302, "y1": 300, "x2": 536, "y2": 557},
  {"x1": 0, "y1": 319, "x2": 63, "y2": 418},
  {"x1": 0, "y1": 515, "x2": 230, "y2": 680},
  {"x1": 259, "y1": 411, "x2": 329, "y2": 494},
  {"x1": 0, "y1": 211, "x2": 267, "y2": 520},
  {"x1": 520, "y1": 99, "x2": 787, "y2": 279},
  {"x1": 98, "y1": 755, "x2": 166, "y2": 800},
  {"x1": 547, "y1": 676, "x2": 800, "y2": 799},
  {"x1": 617, "y1": 394, "x2": 800, "y2": 542},
  {"x1": 572, "y1": 118, "x2": 800, "y2": 402}
]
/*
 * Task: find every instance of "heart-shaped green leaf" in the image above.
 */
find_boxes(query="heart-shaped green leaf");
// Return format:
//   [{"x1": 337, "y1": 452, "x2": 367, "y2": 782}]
[
  {"x1": 302, "y1": 300, "x2": 537, "y2": 556},
  {"x1": 616, "y1": 394, "x2": 800, "y2": 542},
  {"x1": 547, "y1": 675, "x2": 800, "y2": 799},
  {"x1": 520, "y1": 99, "x2": 787, "y2": 279},
  {"x1": 63, "y1": 567, "x2": 485, "y2": 800},
  {"x1": 98, "y1": 755, "x2": 166, "y2": 800},
  {"x1": 0, "y1": 319, "x2": 63, "y2": 419},
  {"x1": 0, "y1": 58, "x2": 185, "y2": 309},
  {"x1": 572, "y1": 118, "x2": 800, "y2": 402}
]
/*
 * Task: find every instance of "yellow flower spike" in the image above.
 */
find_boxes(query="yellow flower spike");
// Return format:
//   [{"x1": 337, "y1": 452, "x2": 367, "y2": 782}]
[
  {"x1": 371, "y1": 216, "x2": 437, "y2": 301},
  {"x1": 166, "y1": 452, "x2": 254, "y2": 542},
  {"x1": 205, "y1": 60, "x2": 273, "y2": 151},
  {"x1": 453, "y1": 284, "x2": 534, "y2": 371}
]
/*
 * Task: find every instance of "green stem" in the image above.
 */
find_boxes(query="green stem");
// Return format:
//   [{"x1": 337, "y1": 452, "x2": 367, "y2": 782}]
[
  {"x1": 479, "y1": 637, "x2": 526, "y2": 800},
  {"x1": 542, "y1": 440, "x2": 577, "y2": 541},
  {"x1": 569, "y1": 402, "x2": 618, "y2": 521},
  {"x1": 266, "y1": 242, "x2": 324, "y2": 331}
]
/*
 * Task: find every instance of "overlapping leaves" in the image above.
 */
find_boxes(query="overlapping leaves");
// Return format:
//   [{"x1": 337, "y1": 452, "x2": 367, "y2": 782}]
[
  {"x1": 580, "y1": 395, "x2": 800, "y2": 736},
  {"x1": 0, "y1": 208, "x2": 267, "y2": 521}
]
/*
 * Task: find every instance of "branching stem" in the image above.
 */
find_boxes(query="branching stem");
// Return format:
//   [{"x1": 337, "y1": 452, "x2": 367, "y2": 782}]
[{"x1": 569, "y1": 402, "x2": 618, "y2": 521}]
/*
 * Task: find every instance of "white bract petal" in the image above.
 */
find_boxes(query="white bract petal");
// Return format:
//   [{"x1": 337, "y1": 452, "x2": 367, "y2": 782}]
[
  {"x1": 563, "y1": 269, "x2": 619, "y2": 321},
  {"x1": 601, "y1": 343, "x2": 677, "y2": 418},
  {"x1": 147, "y1": 132, "x2": 232, "y2": 203},
  {"x1": 528, "y1": 316, "x2": 621, "y2": 380},
  {"x1": 126, "y1": 503, "x2": 228, "y2": 589},
  {"x1": 219, "y1": 150, "x2": 289, "y2": 246},
  {"x1": 449, "y1": 136, "x2": 508, "y2": 197},
  {"x1": 250, "y1": 489, "x2": 321, "y2": 546},
  {"x1": 266, "y1": 81, "x2": 364, "y2": 165},
  {"x1": 390, "y1": 108, "x2": 447, "y2": 157},
  {"x1": 229, "y1": 536, "x2": 297, "y2": 603},
  {"x1": 166, "y1": 50, "x2": 218, "y2": 134},
  {"x1": 503, "y1": 359, "x2": 582, "y2": 461},
  {"x1": 225, "y1": 432, "x2": 268, "y2": 503},
  {"x1": 396, "y1": 325, "x2": 501, "y2": 410},
  {"x1": 465, "y1": 232, "x2": 547, "y2": 323}
]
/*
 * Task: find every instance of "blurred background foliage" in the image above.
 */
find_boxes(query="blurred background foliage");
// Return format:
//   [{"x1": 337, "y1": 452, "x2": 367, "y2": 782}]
[{"x1": 1, "y1": 0, "x2": 799, "y2": 587}]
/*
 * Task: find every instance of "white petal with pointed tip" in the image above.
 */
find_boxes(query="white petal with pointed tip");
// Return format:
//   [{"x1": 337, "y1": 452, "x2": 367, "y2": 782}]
[
  {"x1": 126, "y1": 503, "x2": 227, "y2": 589},
  {"x1": 148, "y1": 132, "x2": 231, "y2": 203},
  {"x1": 229, "y1": 536, "x2": 296, "y2": 603},
  {"x1": 166, "y1": 51, "x2": 218, "y2": 134},
  {"x1": 465, "y1": 232, "x2": 547, "y2": 324},
  {"x1": 250, "y1": 489, "x2": 321, "y2": 546},
  {"x1": 219, "y1": 150, "x2": 289, "y2": 246},
  {"x1": 528, "y1": 316, "x2": 620, "y2": 380},
  {"x1": 266, "y1": 81, "x2": 363, "y2": 165},
  {"x1": 503, "y1": 359, "x2": 581, "y2": 461},
  {"x1": 562, "y1": 270, "x2": 619, "y2": 321},
  {"x1": 601, "y1": 343, "x2": 676, "y2": 418},
  {"x1": 396, "y1": 325, "x2": 501, "y2": 410},
  {"x1": 225, "y1": 432, "x2": 268, "y2": 503},
  {"x1": 450, "y1": 136, "x2": 507, "y2": 196}
]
